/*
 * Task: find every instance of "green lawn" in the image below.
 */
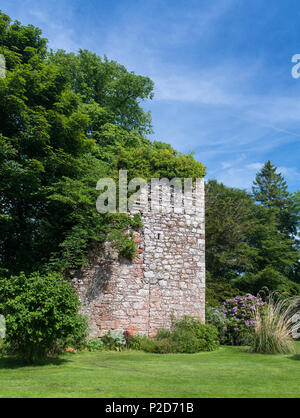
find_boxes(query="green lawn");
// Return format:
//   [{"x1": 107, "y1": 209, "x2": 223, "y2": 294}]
[{"x1": 0, "y1": 344, "x2": 299, "y2": 398}]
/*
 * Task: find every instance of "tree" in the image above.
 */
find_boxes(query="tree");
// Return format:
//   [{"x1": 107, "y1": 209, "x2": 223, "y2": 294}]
[
  {"x1": 252, "y1": 161, "x2": 297, "y2": 236},
  {"x1": 206, "y1": 179, "x2": 300, "y2": 300},
  {"x1": 0, "y1": 11, "x2": 206, "y2": 277},
  {"x1": 252, "y1": 161, "x2": 289, "y2": 209},
  {"x1": 246, "y1": 205, "x2": 299, "y2": 274},
  {"x1": 0, "y1": 11, "x2": 95, "y2": 274},
  {"x1": 295, "y1": 190, "x2": 300, "y2": 209},
  {"x1": 48, "y1": 49, "x2": 154, "y2": 135},
  {"x1": 232, "y1": 266, "x2": 300, "y2": 296},
  {"x1": 205, "y1": 180, "x2": 256, "y2": 279}
]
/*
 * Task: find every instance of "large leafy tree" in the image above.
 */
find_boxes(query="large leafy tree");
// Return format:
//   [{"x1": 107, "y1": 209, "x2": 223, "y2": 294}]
[
  {"x1": 0, "y1": 11, "x2": 205, "y2": 277},
  {"x1": 49, "y1": 49, "x2": 154, "y2": 135},
  {"x1": 0, "y1": 11, "x2": 96, "y2": 274}
]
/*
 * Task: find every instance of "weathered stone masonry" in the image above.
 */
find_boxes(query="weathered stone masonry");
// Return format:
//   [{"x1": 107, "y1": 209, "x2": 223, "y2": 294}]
[{"x1": 70, "y1": 178, "x2": 205, "y2": 338}]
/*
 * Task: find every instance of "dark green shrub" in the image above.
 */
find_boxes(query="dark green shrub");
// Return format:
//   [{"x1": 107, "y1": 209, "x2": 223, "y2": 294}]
[
  {"x1": 0, "y1": 340, "x2": 8, "y2": 357},
  {"x1": 52, "y1": 315, "x2": 88, "y2": 355},
  {"x1": 85, "y1": 338, "x2": 104, "y2": 352},
  {"x1": 171, "y1": 316, "x2": 219, "y2": 352},
  {"x1": 0, "y1": 272, "x2": 87, "y2": 363},
  {"x1": 135, "y1": 316, "x2": 219, "y2": 354},
  {"x1": 171, "y1": 329, "x2": 202, "y2": 353},
  {"x1": 155, "y1": 329, "x2": 172, "y2": 340},
  {"x1": 141, "y1": 337, "x2": 177, "y2": 354},
  {"x1": 206, "y1": 280, "x2": 242, "y2": 307},
  {"x1": 126, "y1": 334, "x2": 146, "y2": 350}
]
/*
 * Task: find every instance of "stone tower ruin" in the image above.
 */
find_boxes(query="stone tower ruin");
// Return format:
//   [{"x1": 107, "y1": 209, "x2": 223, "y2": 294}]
[{"x1": 71, "y1": 178, "x2": 205, "y2": 338}]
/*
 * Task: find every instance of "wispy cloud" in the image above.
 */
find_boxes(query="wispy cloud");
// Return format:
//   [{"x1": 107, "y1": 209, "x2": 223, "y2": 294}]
[{"x1": 1, "y1": 0, "x2": 299, "y2": 191}]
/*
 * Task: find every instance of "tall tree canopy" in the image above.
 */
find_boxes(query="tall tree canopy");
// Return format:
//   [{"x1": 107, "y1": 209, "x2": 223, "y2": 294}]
[
  {"x1": 0, "y1": 11, "x2": 205, "y2": 277},
  {"x1": 206, "y1": 172, "x2": 300, "y2": 303},
  {"x1": 252, "y1": 161, "x2": 290, "y2": 209},
  {"x1": 252, "y1": 161, "x2": 298, "y2": 236}
]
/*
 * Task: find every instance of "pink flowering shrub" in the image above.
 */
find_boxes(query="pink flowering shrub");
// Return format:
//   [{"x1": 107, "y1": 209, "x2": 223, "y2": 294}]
[{"x1": 222, "y1": 295, "x2": 266, "y2": 345}]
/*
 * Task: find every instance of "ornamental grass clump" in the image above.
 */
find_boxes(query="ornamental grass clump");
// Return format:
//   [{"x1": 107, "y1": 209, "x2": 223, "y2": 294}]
[
  {"x1": 250, "y1": 292, "x2": 300, "y2": 354},
  {"x1": 222, "y1": 295, "x2": 266, "y2": 345}
]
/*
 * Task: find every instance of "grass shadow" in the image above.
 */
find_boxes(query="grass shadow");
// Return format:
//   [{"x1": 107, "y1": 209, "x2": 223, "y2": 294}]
[
  {"x1": 0, "y1": 356, "x2": 70, "y2": 369},
  {"x1": 289, "y1": 354, "x2": 300, "y2": 361}
]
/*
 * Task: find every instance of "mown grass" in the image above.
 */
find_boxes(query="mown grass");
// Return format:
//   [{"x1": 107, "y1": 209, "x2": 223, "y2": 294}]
[{"x1": 0, "y1": 343, "x2": 299, "y2": 398}]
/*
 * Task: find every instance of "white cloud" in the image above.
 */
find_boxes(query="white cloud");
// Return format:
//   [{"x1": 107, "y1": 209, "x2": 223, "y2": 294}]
[
  {"x1": 246, "y1": 163, "x2": 264, "y2": 170},
  {"x1": 3, "y1": 0, "x2": 299, "y2": 192}
]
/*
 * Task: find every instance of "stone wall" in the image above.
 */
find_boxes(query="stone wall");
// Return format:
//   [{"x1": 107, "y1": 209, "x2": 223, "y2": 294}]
[{"x1": 70, "y1": 178, "x2": 205, "y2": 338}]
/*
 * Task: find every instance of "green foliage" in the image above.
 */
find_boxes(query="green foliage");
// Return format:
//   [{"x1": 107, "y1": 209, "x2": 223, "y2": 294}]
[
  {"x1": 101, "y1": 329, "x2": 126, "y2": 351},
  {"x1": 232, "y1": 266, "x2": 300, "y2": 296},
  {"x1": 170, "y1": 329, "x2": 205, "y2": 353},
  {"x1": 0, "y1": 11, "x2": 95, "y2": 275},
  {"x1": 252, "y1": 161, "x2": 290, "y2": 209},
  {"x1": 48, "y1": 49, "x2": 154, "y2": 135},
  {"x1": 107, "y1": 230, "x2": 137, "y2": 260},
  {"x1": 252, "y1": 161, "x2": 300, "y2": 276},
  {"x1": 138, "y1": 316, "x2": 219, "y2": 354},
  {"x1": 0, "y1": 12, "x2": 206, "y2": 279},
  {"x1": 171, "y1": 316, "x2": 219, "y2": 352},
  {"x1": 205, "y1": 180, "x2": 257, "y2": 279},
  {"x1": 206, "y1": 172, "x2": 300, "y2": 301},
  {"x1": 246, "y1": 206, "x2": 299, "y2": 275},
  {"x1": 85, "y1": 338, "x2": 104, "y2": 352},
  {"x1": 0, "y1": 272, "x2": 87, "y2": 363},
  {"x1": 205, "y1": 305, "x2": 228, "y2": 344},
  {"x1": 109, "y1": 142, "x2": 206, "y2": 181},
  {"x1": 252, "y1": 161, "x2": 297, "y2": 236},
  {"x1": 295, "y1": 190, "x2": 300, "y2": 214},
  {"x1": 155, "y1": 329, "x2": 172, "y2": 340},
  {"x1": 125, "y1": 334, "x2": 147, "y2": 351},
  {"x1": 206, "y1": 274, "x2": 243, "y2": 307},
  {"x1": 0, "y1": 10, "x2": 47, "y2": 68},
  {"x1": 141, "y1": 337, "x2": 178, "y2": 354}
]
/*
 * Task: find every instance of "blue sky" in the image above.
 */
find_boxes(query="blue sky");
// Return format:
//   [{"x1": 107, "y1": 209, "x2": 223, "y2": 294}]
[{"x1": 2, "y1": 0, "x2": 300, "y2": 191}]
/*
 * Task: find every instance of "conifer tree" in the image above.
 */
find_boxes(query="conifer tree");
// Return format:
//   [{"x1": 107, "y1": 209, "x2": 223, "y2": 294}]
[
  {"x1": 252, "y1": 161, "x2": 297, "y2": 236},
  {"x1": 252, "y1": 161, "x2": 290, "y2": 209}
]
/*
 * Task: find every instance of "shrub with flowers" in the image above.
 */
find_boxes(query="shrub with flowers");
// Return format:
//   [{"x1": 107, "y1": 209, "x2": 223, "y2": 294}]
[{"x1": 222, "y1": 295, "x2": 266, "y2": 345}]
